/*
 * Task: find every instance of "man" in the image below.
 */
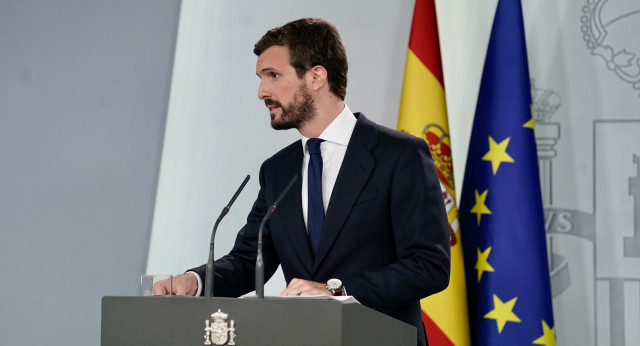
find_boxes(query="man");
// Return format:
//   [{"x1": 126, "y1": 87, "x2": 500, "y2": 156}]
[{"x1": 154, "y1": 18, "x2": 450, "y2": 346}]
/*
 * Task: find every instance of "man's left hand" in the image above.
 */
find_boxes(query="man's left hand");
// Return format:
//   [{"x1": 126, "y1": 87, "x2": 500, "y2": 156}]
[{"x1": 281, "y1": 278, "x2": 331, "y2": 296}]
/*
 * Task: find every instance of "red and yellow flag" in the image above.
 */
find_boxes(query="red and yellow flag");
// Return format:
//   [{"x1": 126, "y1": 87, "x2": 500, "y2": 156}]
[{"x1": 397, "y1": 0, "x2": 470, "y2": 345}]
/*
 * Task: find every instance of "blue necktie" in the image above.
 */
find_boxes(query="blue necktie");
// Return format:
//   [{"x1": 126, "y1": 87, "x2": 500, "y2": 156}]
[{"x1": 307, "y1": 138, "x2": 325, "y2": 257}]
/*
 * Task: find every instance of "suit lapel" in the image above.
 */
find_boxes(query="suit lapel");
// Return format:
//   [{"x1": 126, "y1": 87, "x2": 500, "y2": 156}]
[
  {"x1": 275, "y1": 142, "x2": 314, "y2": 275},
  {"x1": 313, "y1": 114, "x2": 377, "y2": 270}
]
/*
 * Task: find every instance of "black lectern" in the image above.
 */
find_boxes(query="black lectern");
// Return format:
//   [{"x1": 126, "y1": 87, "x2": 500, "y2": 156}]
[{"x1": 101, "y1": 296, "x2": 416, "y2": 345}]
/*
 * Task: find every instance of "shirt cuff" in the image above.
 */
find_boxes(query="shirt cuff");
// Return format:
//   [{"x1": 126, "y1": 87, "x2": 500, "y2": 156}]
[{"x1": 186, "y1": 271, "x2": 203, "y2": 297}]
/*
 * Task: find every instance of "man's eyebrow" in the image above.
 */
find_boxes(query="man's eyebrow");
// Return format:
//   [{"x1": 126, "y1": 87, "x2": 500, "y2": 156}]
[{"x1": 258, "y1": 67, "x2": 275, "y2": 73}]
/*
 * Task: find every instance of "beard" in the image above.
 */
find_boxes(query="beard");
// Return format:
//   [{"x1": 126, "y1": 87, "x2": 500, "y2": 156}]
[{"x1": 266, "y1": 84, "x2": 316, "y2": 130}]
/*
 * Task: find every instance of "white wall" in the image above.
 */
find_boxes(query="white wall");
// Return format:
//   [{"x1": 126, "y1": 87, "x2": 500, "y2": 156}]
[{"x1": 0, "y1": 1, "x2": 180, "y2": 345}]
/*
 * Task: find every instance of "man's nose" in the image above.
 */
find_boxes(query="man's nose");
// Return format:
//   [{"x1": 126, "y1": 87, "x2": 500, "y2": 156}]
[{"x1": 258, "y1": 80, "x2": 270, "y2": 100}]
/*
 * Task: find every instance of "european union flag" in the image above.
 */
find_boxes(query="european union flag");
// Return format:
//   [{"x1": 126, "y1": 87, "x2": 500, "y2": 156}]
[{"x1": 459, "y1": 0, "x2": 556, "y2": 345}]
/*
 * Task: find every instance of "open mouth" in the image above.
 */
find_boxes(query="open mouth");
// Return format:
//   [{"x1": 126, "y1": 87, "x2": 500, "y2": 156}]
[
  {"x1": 265, "y1": 100, "x2": 282, "y2": 113},
  {"x1": 267, "y1": 105, "x2": 280, "y2": 113}
]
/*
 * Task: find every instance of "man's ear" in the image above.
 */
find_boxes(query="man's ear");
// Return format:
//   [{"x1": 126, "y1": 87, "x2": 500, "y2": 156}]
[{"x1": 308, "y1": 65, "x2": 328, "y2": 92}]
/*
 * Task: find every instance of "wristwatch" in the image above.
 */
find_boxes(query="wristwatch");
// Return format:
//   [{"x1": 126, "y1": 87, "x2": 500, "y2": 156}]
[{"x1": 325, "y1": 278, "x2": 344, "y2": 296}]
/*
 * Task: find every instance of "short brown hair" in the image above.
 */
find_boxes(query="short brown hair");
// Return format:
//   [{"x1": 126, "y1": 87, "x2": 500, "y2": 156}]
[{"x1": 254, "y1": 18, "x2": 348, "y2": 100}]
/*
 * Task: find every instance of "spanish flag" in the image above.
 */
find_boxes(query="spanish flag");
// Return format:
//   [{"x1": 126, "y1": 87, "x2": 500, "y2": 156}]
[{"x1": 397, "y1": 0, "x2": 470, "y2": 345}]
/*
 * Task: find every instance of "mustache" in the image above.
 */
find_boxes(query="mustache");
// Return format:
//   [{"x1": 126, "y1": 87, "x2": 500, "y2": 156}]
[{"x1": 265, "y1": 99, "x2": 282, "y2": 108}]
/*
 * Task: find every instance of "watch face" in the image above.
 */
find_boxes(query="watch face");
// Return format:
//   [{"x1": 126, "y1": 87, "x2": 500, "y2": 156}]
[{"x1": 326, "y1": 278, "x2": 342, "y2": 290}]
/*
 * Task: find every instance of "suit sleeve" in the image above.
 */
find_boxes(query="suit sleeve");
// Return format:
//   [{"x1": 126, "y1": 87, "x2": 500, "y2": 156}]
[
  {"x1": 188, "y1": 162, "x2": 281, "y2": 297},
  {"x1": 341, "y1": 136, "x2": 451, "y2": 314}
]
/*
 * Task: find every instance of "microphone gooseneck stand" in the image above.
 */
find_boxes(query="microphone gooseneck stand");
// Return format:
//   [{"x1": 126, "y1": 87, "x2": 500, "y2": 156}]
[
  {"x1": 204, "y1": 174, "x2": 250, "y2": 298},
  {"x1": 255, "y1": 174, "x2": 298, "y2": 299}
]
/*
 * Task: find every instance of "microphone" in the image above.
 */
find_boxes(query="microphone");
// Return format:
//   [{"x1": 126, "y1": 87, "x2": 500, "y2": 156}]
[
  {"x1": 255, "y1": 174, "x2": 298, "y2": 298},
  {"x1": 204, "y1": 174, "x2": 250, "y2": 298}
]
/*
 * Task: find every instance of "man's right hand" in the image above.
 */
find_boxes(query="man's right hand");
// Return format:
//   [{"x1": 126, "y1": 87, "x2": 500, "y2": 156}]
[{"x1": 152, "y1": 273, "x2": 199, "y2": 296}]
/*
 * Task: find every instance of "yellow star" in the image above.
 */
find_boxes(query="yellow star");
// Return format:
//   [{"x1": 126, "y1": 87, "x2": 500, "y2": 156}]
[
  {"x1": 533, "y1": 320, "x2": 556, "y2": 346},
  {"x1": 476, "y1": 246, "x2": 495, "y2": 282},
  {"x1": 484, "y1": 294, "x2": 521, "y2": 333},
  {"x1": 470, "y1": 189, "x2": 491, "y2": 225},
  {"x1": 523, "y1": 104, "x2": 535, "y2": 129},
  {"x1": 482, "y1": 136, "x2": 515, "y2": 174}
]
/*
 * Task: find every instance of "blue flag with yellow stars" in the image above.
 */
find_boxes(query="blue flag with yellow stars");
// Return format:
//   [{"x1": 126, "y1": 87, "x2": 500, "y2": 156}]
[{"x1": 459, "y1": 0, "x2": 556, "y2": 345}]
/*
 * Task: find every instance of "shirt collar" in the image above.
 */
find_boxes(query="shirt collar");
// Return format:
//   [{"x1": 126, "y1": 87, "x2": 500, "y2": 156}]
[{"x1": 301, "y1": 104, "x2": 357, "y2": 152}]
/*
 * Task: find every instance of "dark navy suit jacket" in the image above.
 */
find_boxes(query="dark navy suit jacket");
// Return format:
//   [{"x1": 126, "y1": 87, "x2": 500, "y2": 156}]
[{"x1": 191, "y1": 113, "x2": 450, "y2": 346}]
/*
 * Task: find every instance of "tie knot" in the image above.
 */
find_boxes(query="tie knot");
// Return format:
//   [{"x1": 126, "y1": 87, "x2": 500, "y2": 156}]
[{"x1": 307, "y1": 138, "x2": 324, "y2": 155}]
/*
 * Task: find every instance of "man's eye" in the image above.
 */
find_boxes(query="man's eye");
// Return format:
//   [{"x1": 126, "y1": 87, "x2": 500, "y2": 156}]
[{"x1": 271, "y1": 72, "x2": 279, "y2": 79}]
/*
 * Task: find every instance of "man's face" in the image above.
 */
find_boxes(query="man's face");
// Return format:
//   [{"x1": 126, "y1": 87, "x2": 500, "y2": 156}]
[{"x1": 256, "y1": 46, "x2": 316, "y2": 130}]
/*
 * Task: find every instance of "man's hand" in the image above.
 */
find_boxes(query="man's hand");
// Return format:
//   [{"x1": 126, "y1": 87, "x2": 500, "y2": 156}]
[
  {"x1": 152, "y1": 273, "x2": 199, "y2": 296},
  {"x1": 281, "y1": 278, "x2": 332, "y2": 296}
]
